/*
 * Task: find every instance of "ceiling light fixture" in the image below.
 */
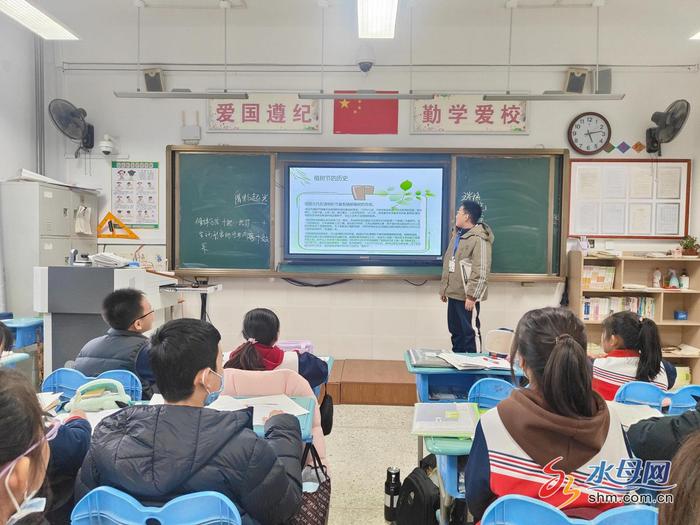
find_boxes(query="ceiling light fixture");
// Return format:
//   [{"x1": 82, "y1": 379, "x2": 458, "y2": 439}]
[
  {"x1": 357, "y1": 0, "x2": 398, "y2": 39},
  {"x1": 484, "y1": 2, "x2": 624, "y2": 102},
  {"x1": 0, "y1": 0, "x2": 78, "y2": 40},
  {"x1": 115, "y1": 0, "x2": 247, "y2": 99}
]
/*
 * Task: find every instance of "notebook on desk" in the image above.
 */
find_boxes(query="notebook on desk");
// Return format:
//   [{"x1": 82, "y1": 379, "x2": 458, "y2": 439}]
[
  {"x1": 437, "y1": 353, "x2": 510, "y2": 371},
  {"x1": 408, "y1": 348, "x2": 451, "y2": 368}
]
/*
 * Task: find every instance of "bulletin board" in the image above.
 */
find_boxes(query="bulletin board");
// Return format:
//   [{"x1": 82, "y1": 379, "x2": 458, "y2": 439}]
[{"x1": 568, "y1": 159, "x2": 691, "y2": 239}]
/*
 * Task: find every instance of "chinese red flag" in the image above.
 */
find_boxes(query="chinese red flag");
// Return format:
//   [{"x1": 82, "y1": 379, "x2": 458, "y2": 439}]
[{"x1": 333, "y1": 90, "x2": 399, "y2": 134}]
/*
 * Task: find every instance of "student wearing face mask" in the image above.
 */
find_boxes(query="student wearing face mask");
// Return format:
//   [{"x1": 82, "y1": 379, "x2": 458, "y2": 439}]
[
  {"x1": 75, "y1": 318, "x2": 303, "y2": 525},
  {"x1": 0, "y1": 369, "x2": 59, "y2": 525}
]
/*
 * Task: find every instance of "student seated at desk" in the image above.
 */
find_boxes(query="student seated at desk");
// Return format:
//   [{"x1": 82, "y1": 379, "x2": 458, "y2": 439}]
[
  {"x1": 73, "y1": 289, "x2": 156, "y2": 399},
  {"x1": 592, "y1": 311, "x2": 676, "y2": 401},
  {"x1": 222, "y1": 367, "x2": 328, "y2": 468},
  {"x1": 627, "y1": 395, "x2": 700, "y2": 461},
  {"x1": 0, "y1": 327, "x2": 91, "y2": 525},
  {"x1": 465, "y1": 307, "x2": 632, "y2": 521},
  {"x1": 75, "y1": 318, "x2": 303, "y2": 525},
  {"x1": 225, "y1": 308, "x2": 328, "y2": 389},
  {"x1": 0, "y1": 369, "x2": 56, "y2": 525}
]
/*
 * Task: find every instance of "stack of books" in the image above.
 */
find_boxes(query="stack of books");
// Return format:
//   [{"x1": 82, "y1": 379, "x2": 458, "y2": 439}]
[{"x1": 582, "y1": 296, "x2": 655, "y2": 321}]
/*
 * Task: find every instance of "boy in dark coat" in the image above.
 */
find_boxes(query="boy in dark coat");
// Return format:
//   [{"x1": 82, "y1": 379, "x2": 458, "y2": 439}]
[{"x1": 75, "y1": 318, "x2": 303, "y2": 525}]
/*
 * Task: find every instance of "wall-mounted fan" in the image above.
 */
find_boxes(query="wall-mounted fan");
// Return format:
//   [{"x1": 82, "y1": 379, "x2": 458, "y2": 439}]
[
  {"x1": 646, "y1": 99, "x2": 690, "y2": 155},
  {"x1": 48, "y1": 99, "x2": 95, "y2": 158}
]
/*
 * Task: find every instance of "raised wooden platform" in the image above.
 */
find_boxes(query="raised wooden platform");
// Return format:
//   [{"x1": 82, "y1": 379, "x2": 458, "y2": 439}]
[{"x1": 325, "y1": 359, "x2": 416, "y2": 406}]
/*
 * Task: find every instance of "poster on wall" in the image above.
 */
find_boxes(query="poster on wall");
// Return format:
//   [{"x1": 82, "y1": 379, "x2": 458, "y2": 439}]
[
  {"x1": 411, "y1": 94, "x2": 528, "y2": 134},
  {"x1": 111, "y1": 161, "x2": 159, "y2": 229},
  {"x1": 207, "y1": 93, "x2": 321, "y2": 133}
]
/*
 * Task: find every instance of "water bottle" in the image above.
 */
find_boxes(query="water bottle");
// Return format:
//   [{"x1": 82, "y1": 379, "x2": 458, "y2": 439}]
[{"x1": 384, "y1": 466, "x2": 401, "y2": 522}]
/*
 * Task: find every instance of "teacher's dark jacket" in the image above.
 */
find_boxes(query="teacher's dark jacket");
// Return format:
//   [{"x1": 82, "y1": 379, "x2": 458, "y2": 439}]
[{"x1": 75, "y1": 405, "x2": 303, "y2": 525}]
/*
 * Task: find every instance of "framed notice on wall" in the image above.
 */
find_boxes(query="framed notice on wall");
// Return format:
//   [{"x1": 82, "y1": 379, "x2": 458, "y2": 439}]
[
  {"x1": 111, "y1": 161, "x2": 159, "y2": 229},
  {"x1": 568, "y1": 159, "x2": 690, "y2": 239}
]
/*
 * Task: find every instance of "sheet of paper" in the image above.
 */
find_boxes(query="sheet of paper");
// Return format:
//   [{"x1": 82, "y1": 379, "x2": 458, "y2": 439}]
[
  {"x1": 241, "y1": 394, "x2": 309, "y2": 426},
  {"x1": 600, "y1": 203, "x2": 626, "y2": 234},
  {"x1": 576, "y1": 167, "x2": 602, "y2": 199},
  {"x1": 655, "y1": 203, "x2": 680, "y2": 235},
  {"x1": 207, "y1": 395, "x2": 248, "y2": 412},
  {"x1": 629, "y1": 167, "x2": 653, "y2": 199},
  {"x1": 628, "y1": 203, "x2": 652, "y2": 234},
  {"x1": 36, "y1": 392, "x2": 62, "y2": 411},
  {"x1": 656, "y1": 167, "x2": 682, "y2": 199},
  {"x1": 149, "y1": 394, "x2": 165, "y2": 405},
  {"x1": 574, "y1": 202, "x2": 599, "y2": 234},
  {"x1": 602, "y1": 167, "x2": 627, "y2": 198}
]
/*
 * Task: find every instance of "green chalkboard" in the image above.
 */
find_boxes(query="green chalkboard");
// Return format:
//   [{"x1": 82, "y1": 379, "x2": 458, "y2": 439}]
[
  {"x1": 177, "y1": 153, "x2": 272, "y2": 270},
  {"x1": 456, "y1": 157, "x2": 562, "y2": 275}
]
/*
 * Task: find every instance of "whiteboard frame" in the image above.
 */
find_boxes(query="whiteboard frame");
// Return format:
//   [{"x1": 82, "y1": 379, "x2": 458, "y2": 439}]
[{"x1": 568, "y1": 159, "x2": 691, "y2": 239}]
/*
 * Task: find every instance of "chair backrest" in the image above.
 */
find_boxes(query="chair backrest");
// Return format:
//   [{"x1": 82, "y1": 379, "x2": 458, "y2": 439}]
[
  {"x1": 666, "y1": 384, "x2": 700, "y2": 416},
  {"x1": 71, "y1": 487, "x2": 242, "y2": 525},
  {"x1": 485, "y1": 329, "x2": 514, "y2": 357},
  {"x1": 42, "y1": 368, "x2": 142, "y2": 403},
  {"x1": 480, "y1": 495, "x2": 572, "y2": 525},
  {"x1": 468, "y1": 378, "x2": 515, "y2": 409},
  {"x1": 613, "y1": 381, "x2": 667, "y2": 411},
  {"x1": 481, "y1": 495, "x2": 658, "y2": 525}
]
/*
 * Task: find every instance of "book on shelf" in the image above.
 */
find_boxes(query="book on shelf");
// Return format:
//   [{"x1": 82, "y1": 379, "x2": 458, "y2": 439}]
[
  {"x1": 583, "y1": 265, "x2": 616, "y2": 290},
  {"x1": 582, "y1": 296, "x2": 655, "y2": 322}
]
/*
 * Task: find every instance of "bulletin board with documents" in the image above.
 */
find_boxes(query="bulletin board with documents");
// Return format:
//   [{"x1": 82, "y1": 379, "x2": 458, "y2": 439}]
[{"x1": 569, "y1": 159, "x2": 691, "y2": 238}]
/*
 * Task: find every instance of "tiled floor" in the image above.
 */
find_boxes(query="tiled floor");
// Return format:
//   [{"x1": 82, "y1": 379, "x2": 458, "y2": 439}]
[{"x1": 326, "y1": 404, "x2": 418, "y2": 525}]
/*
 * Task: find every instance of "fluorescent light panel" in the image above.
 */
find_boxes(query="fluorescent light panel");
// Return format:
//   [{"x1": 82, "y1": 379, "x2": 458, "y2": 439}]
[
  {"x1": 357, "y1": 0, "x2": 398, "y2": 39},
  {"x1": 0, "y1": 0, "x2": 78, "y2": 40},
  {"x1": 690, "y1": 31, "x2": 700, "y2": 40},
  {"x1": 483, "y1": 93, "x2": 625, "y2": 101},
  {"x1": 114, "y1": 91, "x2": 248, "y2": 99}
]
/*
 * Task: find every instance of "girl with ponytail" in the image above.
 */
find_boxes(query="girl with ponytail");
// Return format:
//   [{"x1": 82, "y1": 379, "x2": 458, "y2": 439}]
[
  {"x1": 465, "y1": 307, "x2": 632, "y2": 521},
  {"x1": 224, "y1": 308, "x2": 328, "y2": 389},
  {"x1": 593, "y1": 311, "x2": 676, "y2": 401}
]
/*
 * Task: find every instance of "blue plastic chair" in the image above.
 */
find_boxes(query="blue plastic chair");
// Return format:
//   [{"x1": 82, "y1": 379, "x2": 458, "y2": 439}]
[
  {"x1": 481, "y1": 495, "x2": 658, "y2": 525},
  {"x1": 613, "y1": 381, "x2": 667, "y2": 411},
  {"x1": 71, "y1": 487, "x2": 242, "y2": 525},
  {"x1": 467, "y1": 378, "x2": 515, "y2": 409},
  {"x1": 666, "y1": 384, "x2": 700, "y2": 415},
  {"x1": 42, "y1": 368, "x2": 142, "y2": 403}
]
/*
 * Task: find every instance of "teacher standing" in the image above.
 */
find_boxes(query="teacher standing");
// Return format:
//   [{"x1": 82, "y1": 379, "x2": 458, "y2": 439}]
[{"x1": 440, "y1": 200, "x2": 494, "y2": 353}]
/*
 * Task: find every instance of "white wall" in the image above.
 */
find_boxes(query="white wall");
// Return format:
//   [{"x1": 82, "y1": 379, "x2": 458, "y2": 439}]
[
  {"x1": 0, "y1": 16, "x2": 36, "y2": 180},
  {"x1": 36, "y1": 0, "x2": 700, "y2": 357}
]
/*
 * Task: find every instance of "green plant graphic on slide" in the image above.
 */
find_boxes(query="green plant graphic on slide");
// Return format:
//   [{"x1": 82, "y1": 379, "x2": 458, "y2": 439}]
[{"x1": 374, "y1": 179, "x2": 436, "y2": 210}]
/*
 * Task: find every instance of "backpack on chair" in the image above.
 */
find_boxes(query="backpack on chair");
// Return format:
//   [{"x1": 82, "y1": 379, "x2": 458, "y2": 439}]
[{"x1": 395, "y1": 467, "x2": 439, "y2": 525}]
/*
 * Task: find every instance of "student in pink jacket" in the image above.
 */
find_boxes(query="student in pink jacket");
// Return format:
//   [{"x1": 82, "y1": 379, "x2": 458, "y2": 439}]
[{"x1": 222, "y1": 367, "x2": 328, "y2": 468}]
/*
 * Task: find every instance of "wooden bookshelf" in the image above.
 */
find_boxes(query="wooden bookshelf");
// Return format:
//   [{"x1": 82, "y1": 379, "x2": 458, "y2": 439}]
[{"x1": 568, "y1": 251, "x2": 700, "y2": 384}]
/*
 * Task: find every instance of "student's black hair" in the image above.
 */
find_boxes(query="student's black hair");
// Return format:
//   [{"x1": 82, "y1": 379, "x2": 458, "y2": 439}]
[
  {"x1": 0, "y1": 369, "x2": 47, "y2": 499},
  {"x1": 460, "y1": 200, "x2": 483, "y2": 224},
  {"x1": 150, "y1": 318, "x2": 221, "y2": 402},
  {"x1": 102, "y1": 288, "x2": 145, "y2": 331},
  {"x1": 224, "y1": 308, "x2": 280, "y2": 371},
  {"x1": 510, "y1": 306, "x2": 595, "y2": 418},
  {"x1": 601, "y1": 311, "x2": 662, "y2": 383},
  {"x1": 0, "y1": 321, "x2": 14, "y2": 352}
]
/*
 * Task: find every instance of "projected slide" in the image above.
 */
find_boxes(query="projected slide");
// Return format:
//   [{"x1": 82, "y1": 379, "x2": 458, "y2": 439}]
[{"x1": 287, "y1": 166, "x2": 444, "y2": 256}]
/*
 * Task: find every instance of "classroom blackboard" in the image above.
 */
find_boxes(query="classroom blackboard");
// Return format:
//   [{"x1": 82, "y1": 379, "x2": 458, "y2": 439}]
[
  {"x1": 456, "y1": 156, "x2": 563, "y2": 275},
  {"x1": 176, "y1": 153, "x2": 272, "y2": 270}
]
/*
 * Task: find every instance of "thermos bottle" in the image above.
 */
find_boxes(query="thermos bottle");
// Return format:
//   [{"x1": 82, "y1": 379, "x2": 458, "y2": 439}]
[{"x1": 384, "y1": 466, "x2": 401, "y2": 522}]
